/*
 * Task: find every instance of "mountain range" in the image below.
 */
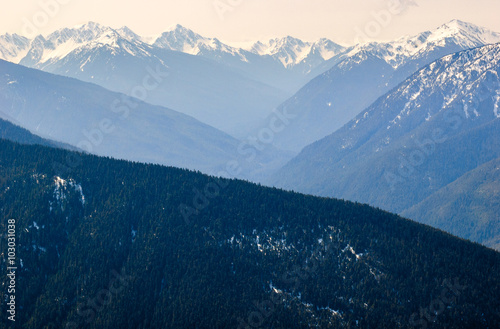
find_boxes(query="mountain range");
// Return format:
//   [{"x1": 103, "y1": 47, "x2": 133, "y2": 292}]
[
  {"x1": 0, "y1": 17, "x2": 499, "y2": 328},
  {"x1": 3, "y1": 20, "x2": 498, "y2": 145},
  {"x1": 267, "y1": 19, "x2": 500, "y2": 152},
  {"x1": 0, "y1": 22, "x2": 344, "y2": 137},
  {"x1": 1, "y1": 19, "x2": 499, "y2": 251},
  {"x1": 272, "y1": 42, "x2": 500, "y2": 250}
]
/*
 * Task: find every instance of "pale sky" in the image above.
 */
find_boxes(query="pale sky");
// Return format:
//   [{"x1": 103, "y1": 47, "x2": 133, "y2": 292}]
[{"x1": 1, "y1": 0, "x2": 499, "y2": 46}]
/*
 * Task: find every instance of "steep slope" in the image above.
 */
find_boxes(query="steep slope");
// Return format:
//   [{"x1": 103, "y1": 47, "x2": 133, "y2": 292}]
[
  {"x1": 273, "y1": 43, "x2": 500, "y2": 248},
  {"x1": 270, "y1": 50, "x2": 394, "y2": 152},
  {"x1": 402, "y1": 157, "x2": 500, "y2": 250},
  {"x1": 269, "y1": 20, "x2": 500, "y2": 152},
  {"x1": 0, "y1": 117, "x2": 77, "y2": 150},
  {"x1": 0, "y1": 58, "x2": 286, "y2": 177},
  {"x1": 249, "y1": 36, "x2": 344, "y2": 72},
  {"x1": 1, "y1": 22, "x2": 288, "y2": 136},
  {"x1": 0, "y1": 139, "x2": 498, "y2": 328},
  {"x1": 0, "y1": 33, "x2": 30, "y2": 62}
]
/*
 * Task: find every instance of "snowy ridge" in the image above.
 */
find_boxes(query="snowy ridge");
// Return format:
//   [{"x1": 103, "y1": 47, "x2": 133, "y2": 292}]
[
  {"x1": 152, "y1": 24, "x2": 250, "y2": 62},
  {"x1": 347, "y1": 19, "x2": 500, "y2": 69},
  {"x1": 268, "y1": 20, "x2": 500, "y2": 152},
  {"x1": 0, "y1": 22, "x2": 344, "y2": 70},
  {"x1": 0, "y1": 33, "x2": 31, "y2": 63},
  {"x1": 332, "y1": 42, "x2": 500, "y2": 158},
  {"x1": 1, "y1": 20, "x2": 498, "y2": 72},
  {"x1": 383, "y1": 43, "x2": 500, "y2": 130},
  {"x1": 2, "y1": 22, "x2": 155, "y2": 68},
  {"x1": 248, "y1": 36, "x2": 344, "y2": 67}
]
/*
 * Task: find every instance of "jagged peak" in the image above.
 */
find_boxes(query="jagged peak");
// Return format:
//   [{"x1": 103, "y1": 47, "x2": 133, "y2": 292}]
[
  {"x1": 441, "y1": 19, "x2": 477, "y2": 30},
  {"x1": 115, "y1": 26, "x2": 143, "y2": 42},
  {"x1": 71, "y1": 21, "x2": 106, "y2": 31},
  {"x1": 425, "y1": 20, "x2": 500, "y2": 44},
  {"x1": 0, "y1": 33, "x2": 28, "y2": 40},
  {"x1": 269, "y1": 36, "x2": 307, "y2": 46},
  {"x1": 154, "y1": 24, "x2": 205, "y2": 45},
  {"x1": 45, "y1": 21, "x2": 119, "y2": 45}
]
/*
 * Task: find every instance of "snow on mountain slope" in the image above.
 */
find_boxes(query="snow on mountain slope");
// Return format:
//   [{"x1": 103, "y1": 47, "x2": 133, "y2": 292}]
[
  {"x1": 151, "y1": 25, "x2": 345, "y2": 91},
  {"x1": 249, "y1": 36, "x2": 344, "y2": 70},
  {"x1": 250, "y1": 36, "x2": 312, "y2": 67},
  {"x1": 20, "y1": 22, "x2": 154, "y2": 70},
  {"x1": 344, "y1": 43, "x2": 500, "y2": 148},
  {"x1": 384, "y1": 42, "x2": 500, "y2": 127},
  {"x1": 272, "y1": 43, "x2": 500, "y2": 247},
  {"x1": 2, "y1": 20, "x2": 498, "y2": 144},
  {"x1": 154, "y1": 29, "x2": 345, "y2": 71},
  {"x1": 0, "y1": 21, "x2": 344, "y2": 91},
  {"x1": 115, "y1": 26, "x2": 145, "y2": 43},
  {"x1": 153, "y1": 24, "x2": 246, "y2": 58},
  {"x1": 0, "y1": 33, "x2": 31, "y2": 63},
  {"x1": 266, "y1": 20, "x2": 500, "y2": 152},
  {"x1": 0, "y1": 22, "x2": 290, "y2": 137},
  {"x1": 0, "y1": 23, "x2": 342, "y2": 129},
  {"x1": 352, "y1": 19, "x2": 500, "y2": 70}
]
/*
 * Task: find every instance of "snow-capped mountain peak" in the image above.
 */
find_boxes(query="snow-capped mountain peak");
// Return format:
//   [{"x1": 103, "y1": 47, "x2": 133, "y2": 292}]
[
  {"x1": 152, "y1": 24, "x2": 247, "y2": 59},
  {"x1": 47, "y1": 21, "x2": 111, "y2": 45},
  {"x1": 153, "y1": 24, "x2": 205, "y2": 51},
  {"x1": 0, "y1": 33, "x2": 31, "y2": 62},
  {"x1": 30, "y1": 23, "x2": 133, "y2": 63},
  {"x1": 309, "y1": 38, "x2": 345, "y2": 60},
  {"x1": 345, "y1": 20, "x2": 500, "y2": 69},
  {"x1": 423, "y1": 19, "x2": 500, "y2": 46},
  {"x1": 1, "y1": 19, "x2": 497, "y2": 80},
  {"x1": 115, "y1": 26, "x2": 143, "y2": 43},
  {"x1": 7, "y1": 22, "x2": 156, "y2": 70},
  {"x1": 249, "y1": 36, "x2": 344, "y2": 68},
  {"x1": 250, "y1": 36, "x2": 307, "y2": 55},
  {"x1": 152, "y1": 24, "x2": 206, "y2": 53}
]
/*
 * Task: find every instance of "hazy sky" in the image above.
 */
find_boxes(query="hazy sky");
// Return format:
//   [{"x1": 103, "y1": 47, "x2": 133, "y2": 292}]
[{"x1": 1, "y1": 0, "x2": 499, "y2": 45}]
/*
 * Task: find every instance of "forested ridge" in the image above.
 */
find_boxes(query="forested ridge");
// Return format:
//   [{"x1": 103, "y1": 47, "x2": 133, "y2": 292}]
[{"x1": 0, "y1": 139, "x2": 498, "y2": 328}]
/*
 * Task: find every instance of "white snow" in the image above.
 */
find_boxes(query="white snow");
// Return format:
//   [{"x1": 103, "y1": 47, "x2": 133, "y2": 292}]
[
  {"x1": 52, "y1": 176, "x2": 85, "y2": 207},
  {"x1": 40, "y1": 39, "x2": 80, "y2": 62},
  {"x1": 32, "y1": 245, "x2": 47, "y2": 252},
  {"x1": 0, "y1": 34, "x2": 30, "y2": 63},
  {"x1": 494, "y1": 94, "x2": 500, "y2": 118},
  {"x1": 248, "y1": 36, "x2": 344, "y2": 68},
  {"x1": 348, "y1": 19, "x2": 500, "y2": 69}
]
